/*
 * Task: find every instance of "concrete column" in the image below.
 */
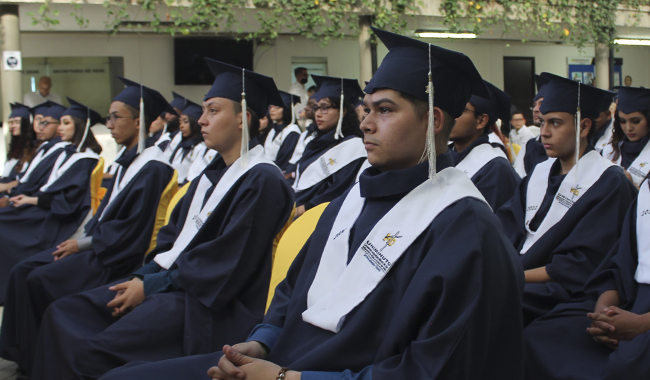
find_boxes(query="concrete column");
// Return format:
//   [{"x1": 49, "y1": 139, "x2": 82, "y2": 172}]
[
  {"x1": 358, "y1": 17, "x2": 372, "y2": 86},
  {"x1": 0, "y1": 4, "x2": 21, "y2": 156},
  {"x1": 594, "y1": 42, "x2": 609, "y2": 90}
]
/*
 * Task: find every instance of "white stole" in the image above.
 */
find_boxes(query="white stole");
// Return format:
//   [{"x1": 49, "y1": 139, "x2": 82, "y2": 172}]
[
  {"x1": 186, "y1": 143, "x2": 217, "y2": 183},
  {"x1": 594, "y1": 119, "x2": 614, "y2": 154},
  {"x1": 302, "y1": 168, "x2": 487, "y2": 333},
  {"x1": 154, "y1": 145, "x2": 277, "y2": 269},
  {"x1": 155, "y1": 132, "x2": 171, "y2": 147},
  {"x1": 288, "y1": 130, "x2": 317, "y2": 166},
  {"x1": 19, "y1": 141, "x2": 70, "y2": 183},
  {"x1": 602, "y1": 140, "x2": 650, "y2": 187},
  {"x1": 293, "y1": 137, "x2": 367, "y2": 192},
  {"x1": 355, "y1": 159, "x2": 372, "y2": 182},
  {"x1": 635, "y1": 181, "x2": 650, "y2": 284},
  {"x1": 264, "y1": 124, "x2": 302, "y2": 162},
  {"x1": 513, "y1": 140, "x2": 528, "y2": 178},
  {"x1": 40, "y1": 149, "x2": 99, "y2": 192},
  {"x1": 2, "y1": 158, "x2": 18, "y2": 178},
  {"x1": 106, "y1": 146, "x2": 126, "y2": 175},
  {"x1": 455, "y1": 143, "x2": 508, "y2": 180},
  {"x1": 171, "y1": 143, "x2": 207, "y2": 184},
  {"x1": 164, "y1": 132, "x2": 183, "y2": 159},
  {"x1": 520, "y1": 151, "x2": 614, "y2": 254},
  {"x1": 99, "y1": 146, "x2": 172, "y2": 220}
]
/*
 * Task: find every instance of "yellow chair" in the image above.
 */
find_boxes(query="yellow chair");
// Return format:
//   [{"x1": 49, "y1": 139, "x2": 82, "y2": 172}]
[
  {"x1": 266, "y1": 202, "x2": 329, "y2": 311},
  {"x1": 164, "y1": 181, "x2": 191, "y2": 225},
  {"x1": 145, "y1": 171, "x2": 179, "y2": 255},
  {"x1": 90, "y1": 157, "x2": 106, "y2": 215}
]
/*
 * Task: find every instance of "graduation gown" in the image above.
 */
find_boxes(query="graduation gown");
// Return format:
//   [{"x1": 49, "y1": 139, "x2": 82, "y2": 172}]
[
  {"x1": 0, "y1": 145, "x2": 174, "y2": 374},
  {"x1": 497, "y1": 151, "x2": 637, "y2": 325},
  {"x1": 9, "y1": 137, "x2": 68, "y2": 196},
  {"x1": 513, "y1": 136, "x2": 548, "y2": 178},
  {"x1": 0, "y1": 145, "x2": 98, "y2": 304},
  {"x1": 524, "y1": 183, "x2": 650, "y2": 380},
  {"x1": 294, "y1": 130, "x2": 367, "y2": 209},
  {"x1": 170, "y1": 136, "x2": 205, "y2": 184},
  {"x1": 263, "y1": 122, "x2": 301, "y2": 172},
  {"x1": 31, "y1": 150, "x2": 294, "y2": 380},
  {"x1": 450, "y1": 135, "x2": 521, "y2": 210},
  {"x1": 97, "y1": 154, "x2": 525, "y2": 380}
]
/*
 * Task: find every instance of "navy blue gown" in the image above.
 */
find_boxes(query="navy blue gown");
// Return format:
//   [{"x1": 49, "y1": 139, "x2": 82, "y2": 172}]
[
  {"x1": 264, "y1": 123, "x2": 301, "y2": 172},
  {"x1": 497, "y1": 156, "x2": 637, "y2": 325},
  {"x1": 31, "y1": 153, "x2": 294, "y2": 380},
  {"x1": 524, "y1": 185, "x2": 650, "y2": 380},
  {"x1": 521, "y1": 137, "x2": 548, "y2": 177},
  {"x1": 295, "y1": 130, "x2": 366, "y2": 209},
  {"x1": 0, "y1": 145, "x2": 97, "y2": 304},
  {"x1": 0, "y1": 146, "x2": 174, "y2": 374},
  {"x1": 9, "y1": 137, "x2": 68, "y2": 197},
  {"x1": 450, "y1": 135, "x2": 521, "y2": 210},
  {"x1": 98, "y1": 154, "x2": 525, "y2": 380}
]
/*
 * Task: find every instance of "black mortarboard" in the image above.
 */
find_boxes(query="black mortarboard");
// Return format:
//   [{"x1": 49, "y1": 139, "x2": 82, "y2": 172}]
[
  {"x1": 62, "y1": 97, "x2": 103, "y2": 126},
  {"x1": 169, "y1": 91, "x2": 189, "y2": 111},
  {"x1": 113, "y1": 77, "x2": 178, "y2": 121},
  {"x1": 31, "y1": 101, "x2": 56, "y2": 117},
  {"x1": 181, "y1": 99, "x2": 203, "y2": 120},
  {"x1": 278, "y1": 90, "x2": 301, "y2": 109},
  {"x1": 203, "y1": 58, "x2": 283, "y2": 118},
  {"x1": 364, "y1": 27, "x2": 488, "y2": 119},
  {"x1": 470, "y1": 80, "x2": 511, "y2": 127},
  {"x1": 9, "y1": 103, "x2": 31, "y2": 120},
  {"x1": 41, "y1": 102, "x2": 67, "y2": 120},
  {"x1": 533, "y1": 74, "x2": 550, "y2": 101},
  {"x1": 614, "y1": 86, "x2": 650, "y2": 114},
  {"x1": 311, "y1": 75, "x2": 364, "y2": 104},
  {"x1": 539, "y1": 72, "x2": 614, "y2": 120}
]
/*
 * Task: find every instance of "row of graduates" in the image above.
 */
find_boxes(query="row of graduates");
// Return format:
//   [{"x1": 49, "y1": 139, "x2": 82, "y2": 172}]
[{"x1": 0, "y1": 26, "x2": 646, "y2": 380}]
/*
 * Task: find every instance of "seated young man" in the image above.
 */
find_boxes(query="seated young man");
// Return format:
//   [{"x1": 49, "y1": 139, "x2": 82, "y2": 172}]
[
  {"x1": 29, "y1": 59, "x2": 295, "y2": 380},
  {"x1": 524, "y1": 180, "x2": 650, "y2": 380},
  {"x1": 497, "y1": 72, "x2": 637, "y2": 326},
  {"x1": 97, "y1": 27, "x2": 525, "y2": 380},
  {"x1": 0, "y1": 77, "x2": 177, "y2": 375},
  {"x1": 449, "y1": 80, "x2": 521, "y2": 210},
  {"x1": 513, "y1": 75, "x2": 549, "y2": 178}
]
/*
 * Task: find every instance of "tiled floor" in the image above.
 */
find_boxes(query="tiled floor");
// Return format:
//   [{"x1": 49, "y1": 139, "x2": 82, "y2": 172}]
[{"x1": 0, "y1": 307, "x2": 19, "y2": 380}]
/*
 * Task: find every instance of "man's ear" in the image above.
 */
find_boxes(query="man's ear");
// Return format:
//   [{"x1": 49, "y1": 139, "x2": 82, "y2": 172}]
[
  {"x1": 134, "y1": 117, "x2": 141, "y2": 131},
  {"x1": 476, "y1": 114, "x2": 489, "y2": 130},
  {"x1": 579, "y1": 118, "x2": 592, "y2": 138},
  {"x1": 432, "y1": 107, "x2": 445, "y2": 135}
]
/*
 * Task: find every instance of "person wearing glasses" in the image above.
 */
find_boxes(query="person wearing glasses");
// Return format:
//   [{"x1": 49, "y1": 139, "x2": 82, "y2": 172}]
[
  {"x1": 264, "y1": 91, "x2": 301, "y2": 172},
  {"x1": 509, "y1": 111, "x2": 536, "y2": 147},
  {"x1": 0, "y1": 99, "x2": 103, "y2": 304},
  {"x1": 291, "y1": 75, "x2": 366, "y2": 218},
  {"x1": 0, "y1": 77, "x2": 177, "y2": 378},
  {"x1": 1, "y1": 103, "x2": 38, "y2": 185},
  {"x1": 0, "y1": 102, "x2": 69, "y2": 202}
]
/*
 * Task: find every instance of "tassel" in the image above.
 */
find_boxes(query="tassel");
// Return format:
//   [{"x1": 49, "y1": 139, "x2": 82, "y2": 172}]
[
  {"x1": 162, "y1": 122, "x2": 168, "y2": 135},
  {"x1": 77, "y1": 110, "x2": 91, "y2": 153},
  {"x1": 137, "y1": 88, "x2": 146, "y2": 153},
  {"x1": 334, "y1": 78, "x2": 344, "y2": 140},
  {"x1": 426, "y1": 43, "x2": 437, "y2": 182},
  {"x1": 574, "y1": 82, "x2": 581, "y2": 181},
  {"x1": 290, "y1": 102, "x2": 296, "y2": 126},
  {"x1": 240, "y1": 68, "x2": 249, "y2": 168}
]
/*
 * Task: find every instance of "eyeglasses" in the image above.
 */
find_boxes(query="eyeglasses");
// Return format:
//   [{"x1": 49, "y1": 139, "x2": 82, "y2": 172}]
[
  {"x1": 312, "y1": 105, "x2": 335, "y2": 114},
  {"x1": 39, "y1": 120, "x2": 60, "y2": 127},
  {"x1": 106, "y1": 114, "x2": 134, "y2": 123}
]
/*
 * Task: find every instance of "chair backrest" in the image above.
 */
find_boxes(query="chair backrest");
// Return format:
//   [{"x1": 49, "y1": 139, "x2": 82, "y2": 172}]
[
  {"x1": 164, "y1": 181, "x2": 191, "y2": 225},
  {"x1": 145, "y1": 170, "x2": 179, "y2": 255},
  {"x1": 266, "y1": 202, "x2": 329, "y2": 311},
  {"x1": 90, "y1": 157, "x2": 105, "y2": 215}
]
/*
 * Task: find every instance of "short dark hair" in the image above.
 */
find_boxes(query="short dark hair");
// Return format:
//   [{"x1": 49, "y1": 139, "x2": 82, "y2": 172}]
[
  {"x1": 294, "y1": 67, "x2": 307, "y2": 76},
  {"x1": 511, "y1": 111, "x2": 524, "y2": 118},
  {"x1": 231, "y1": 101, "x2": 261, "y2": 140},
  {"x1": 123, "y1": 103, "x2": 152, "y2": 131},
  {"x1": 395, "y1": 90, "x2": 455, "y2": 137}
]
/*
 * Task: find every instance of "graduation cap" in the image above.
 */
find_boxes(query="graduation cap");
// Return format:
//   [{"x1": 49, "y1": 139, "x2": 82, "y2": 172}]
[
  {"x1": 311, "y1": 75, "x2": 364, "y2": 140},
  {"x1": 113, "y1": 76, "x2": 178, "y2": 153},
  {"x1": 40, "y1": 102, "x2": 67, "y2": 120},
  {"x1": 539, "y1": 72, "x2": 615, "y2": 175},
  {"x1": 533, "y1": 74, "x2": 550, "y2": 101},
  {"x1": 614, "y1": 86, "x2": 650, "y2": 114},
  {"x1": 9, "y1": 103, "x2": 31, "y2": 120},
  {"x1": 181, "y1": 99, "x2": 203, "y2": 120},
  {"x1": 278, "y1": 90, "x2": 301, "y2": 125},
  {"x1": 470, "y1": 80, "x2": 511, "y2": 127},
  {"x1": 30, "y1": 101, "x2": 58, "y2": 117},
  {"x1": 203, "y1": 58, "x2": 283, "y2": 168},
  {"x1": 62, "y1": 97, "x2": 103, "y2": 152},
  {"x1": 169, "y1": 91, "x2": 189, "y2": 112},
  {"x1": 364, "y1": 27, "x2": 488, "y2": 181}
]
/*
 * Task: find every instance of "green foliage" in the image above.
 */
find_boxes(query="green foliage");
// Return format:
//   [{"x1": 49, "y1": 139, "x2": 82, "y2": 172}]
[{"x1": 439, "y1": 0, "x2": 648, "y2": 48}]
